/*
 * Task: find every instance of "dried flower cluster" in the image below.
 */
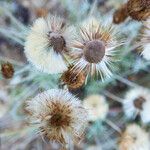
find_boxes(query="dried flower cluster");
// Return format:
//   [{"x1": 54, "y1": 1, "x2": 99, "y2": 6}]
[
  {"x1": 24, "y1": 14, "x2": 120, "y2": 146},
  {"x1": 119, "y1": 124, "x2": 150, "y2": 150},
  {"x1": 1, "y1": 62, "x2": 14, "y2": 79},
  {"x1": 25, "y1": 15, "x2": 120, "y2": 81},
  {"x1": 1, "y1": 0, "x2": 150, "y2": 149},
  {"x1": 113, "y1": 0, "x2": 150, "y2": 24},
  {"x1": 26, "y1": 89, "x2": 88, "y2": 145},
  {"x1": 22, "y1": 9, "x2": 150, "y2": 149}
]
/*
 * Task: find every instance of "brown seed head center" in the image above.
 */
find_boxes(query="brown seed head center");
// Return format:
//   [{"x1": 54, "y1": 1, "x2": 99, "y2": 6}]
[
  {"x1": 48, "y1": 32, "x2": 66, "y2": 53},
  {"x1": 83, "y1": 40, "x2": 105, "y2": 63},
  {"x1": 133, "y1": 96, "x2": 146, "y2": 110},
  {"x1": 50, "y1": 113, "x2": 71, "y2": 127}
]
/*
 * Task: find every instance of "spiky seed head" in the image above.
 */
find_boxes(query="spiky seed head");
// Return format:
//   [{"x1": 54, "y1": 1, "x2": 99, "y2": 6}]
[
  {"x1": 1, "y1": 62, "x2": 14, "y2": 79},
  {"x1": 113, "y1": 4, "x2": 128, "y2": 24},
  {"x1": 70, "y1": 17, "x2": 120, "y2": 80},
  {"x1": 26, "y1": 89, "x2": 88, "y2": 144},
  {"x1": 83, "y1": 40, "x2": 105, "y2": 63},
  {"x1": 61, "y1": 66, "x2": 85, "y2": 90}
]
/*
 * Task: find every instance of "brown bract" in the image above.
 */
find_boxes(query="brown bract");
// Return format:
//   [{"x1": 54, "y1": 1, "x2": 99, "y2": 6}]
[{"x1": 1, "y1": 62, "x2": 14, "y2": 79}]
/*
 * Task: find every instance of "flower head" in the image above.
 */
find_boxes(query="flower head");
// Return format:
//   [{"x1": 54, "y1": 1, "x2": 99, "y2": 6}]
[
  {"x1": 1, "y1": 62, "x2": 14, "y2": 79},
  {"x1": 83, "y1": 94, "x2": 108, "y2": 121},
  {"x1": 26, "y1": 89, "x2": 88, "y2": 144},
  {"x1": 123, "y1": 88, "x2": 150, "y2": 124},
  {"x1": 61, "y1": 65, "x2": 85, "y2": 90},
  {"x1": 70, "y1": 17, "x2": 120, "y2": 80},
  {"x1": 24, "y1": 15, "x2": 73, "y2": 74},
  {"x1": 118, "y1": 124, "x2": 150, "y2": 150},
  {"x1": 141, "y1": 19, "x2": 150, "y2": 60}
]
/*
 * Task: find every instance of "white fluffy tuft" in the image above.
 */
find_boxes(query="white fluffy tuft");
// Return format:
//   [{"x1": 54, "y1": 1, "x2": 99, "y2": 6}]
[
  {"x1": 24, "y1": 17, "x2": 68, "y2": 74},
  {"x1": 123, "y1": 88, "x2": 150, "y2": 124}
]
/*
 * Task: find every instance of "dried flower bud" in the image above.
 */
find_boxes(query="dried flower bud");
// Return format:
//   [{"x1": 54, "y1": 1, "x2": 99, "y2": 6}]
[
  {"x1": 61, "y1": 66, "x2": 85, "y2": 90},
  {"x1": 113, "y1": 4, "x2": 128, "y2": 24},
  {"x1": 127, "y1": 0, "x2": 150, "y2": 21},
  {"x1": 1, "y1": 62, "x2": 14, "y2": 79}
]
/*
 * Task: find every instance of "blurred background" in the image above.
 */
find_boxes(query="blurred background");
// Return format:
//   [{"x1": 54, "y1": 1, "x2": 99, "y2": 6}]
[{"x1": 0, "y1": 0, "x2": 150, "y2": 150}]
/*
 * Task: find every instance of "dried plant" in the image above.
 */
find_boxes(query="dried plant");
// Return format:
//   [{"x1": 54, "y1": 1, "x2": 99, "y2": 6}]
[
  {"x1": 0, "y1": 0, "x2": 150, "y2": 150},
  {"x1": 26, "y1": 89, "x2": 88, "y2": 146},
  {"x1": 69, "y1": 17, "x2": 121, "y2": 80}
]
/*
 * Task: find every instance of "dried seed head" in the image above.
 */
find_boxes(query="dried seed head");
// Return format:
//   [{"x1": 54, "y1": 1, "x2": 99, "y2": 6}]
[
  {"x1": 127, "y1": 0, "x2": 150, "y2": 21},
  {"x1": 1, "y1": 62, "x2": 14, "y2": 79},
  {"x1": 113, "y1": 4, "x2": 129, "y2": 24},
  {"x1": 133, "y1": 96, "x2": 146, "y2": 110},
  {"x1": 70, "y1": 17, "x2": 119, "y2": 79},
  {"x1": 26, "y1": 89, "x2": 88, "y2": 144},
  {"x1": 83, "y1": 40, "x2": 105, "y2": 63},
  {"x1": 61, "y1": 66, "x2": 85, "y2": 90},
  {"x1": 48, "y1": 32, "x2": 66, "y2": 53},
  {"x1": 24, "y1": 15, "x2": 73, "y2": 74}
]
